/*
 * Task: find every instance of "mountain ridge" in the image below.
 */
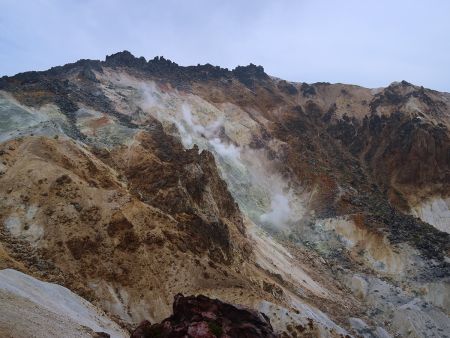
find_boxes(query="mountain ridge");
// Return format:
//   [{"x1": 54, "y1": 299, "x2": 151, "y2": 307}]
[
  {"x1": 4, "y1": 50, "x2": 448, "y2": 94},
  {"x1": 0, "y1": 51, "x2": 449, "y2": 337}
]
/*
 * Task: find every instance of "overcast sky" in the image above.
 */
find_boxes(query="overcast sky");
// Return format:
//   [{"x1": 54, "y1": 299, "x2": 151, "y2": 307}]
[{"x1": 1, "y1": 0, "x2": 449, "y2": 91}]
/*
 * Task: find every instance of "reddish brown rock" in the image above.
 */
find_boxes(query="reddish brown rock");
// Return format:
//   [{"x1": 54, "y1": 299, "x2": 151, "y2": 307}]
[{"x1": 130, "y1": 294, "x2": 277, "y2": 338}]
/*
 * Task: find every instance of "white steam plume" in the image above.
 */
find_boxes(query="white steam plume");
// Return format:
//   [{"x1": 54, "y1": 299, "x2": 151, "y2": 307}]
[
  {"x1": 178, "y1": 105, "x2": 302, "y2": 231},
  {"x1": 135, "y1": 82, "x2": 304, "y2": 232},
  {"x1": 209, "y1": 137, "x2": 241, "y2": 161},
  {"x1": 260, "y1": 193, "x2": 293, "y2": 230}
]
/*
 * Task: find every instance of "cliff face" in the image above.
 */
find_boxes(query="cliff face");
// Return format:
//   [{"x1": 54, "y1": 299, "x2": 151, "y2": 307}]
[{"x1": 0, "y1": 51, "x2": 449, "y2": 337}]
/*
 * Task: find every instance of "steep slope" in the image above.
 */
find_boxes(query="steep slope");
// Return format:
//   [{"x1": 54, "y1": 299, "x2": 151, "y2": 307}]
[
  {"x1": 0, "y1": 269, "x2": 127, "y2": 338},
  {"x1": 0, "y1": 51, "x2": 449, "y2": 337}
]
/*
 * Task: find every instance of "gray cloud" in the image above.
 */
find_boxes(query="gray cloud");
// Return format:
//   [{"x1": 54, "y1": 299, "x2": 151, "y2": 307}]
[{"x1": 1, "y1": 0, "x2": 449, "y2": 91}]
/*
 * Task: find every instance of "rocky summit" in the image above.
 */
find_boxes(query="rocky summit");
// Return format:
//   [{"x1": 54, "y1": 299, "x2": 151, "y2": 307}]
[{"x1": 0, "y1": 51, "x2": 449, "y2": 338}]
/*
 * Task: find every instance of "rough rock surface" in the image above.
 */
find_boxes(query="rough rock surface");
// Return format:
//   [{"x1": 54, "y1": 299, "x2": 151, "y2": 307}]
[{"x1": 130, "y1": 294, "x2": 277, "y2": 338}]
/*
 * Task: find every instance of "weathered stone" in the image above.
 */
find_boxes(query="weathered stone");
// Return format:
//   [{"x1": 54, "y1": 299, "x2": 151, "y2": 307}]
[{"x1": 130, "y1": 294, "x2": 277, "y2": 338}]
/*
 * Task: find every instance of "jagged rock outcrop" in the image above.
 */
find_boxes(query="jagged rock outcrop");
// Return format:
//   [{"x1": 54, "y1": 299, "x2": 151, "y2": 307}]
[{"x1": 130, "y1": 294, "x2": 277, "y2": 338}]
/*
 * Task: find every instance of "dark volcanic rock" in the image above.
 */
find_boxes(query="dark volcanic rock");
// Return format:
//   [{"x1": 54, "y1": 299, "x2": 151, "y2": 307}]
[
  {"x1": 105, "y1": 50, "x2": 147, "y2": 68},
  {"x1": 130, "y1": 294, "x2": 277, "y2": 338},
  {"x1": 277, "y1": 80, "x2": 298, "y2": 95},
  {"x1": 300, "y1": 83, "x2": 316, "y2": 96},
  {"x1": 232, "y1": 64, "x2": 269, "y2": 87},
  {"x1": 104, "y1": 51, "x2": 231, "y2": 83}
]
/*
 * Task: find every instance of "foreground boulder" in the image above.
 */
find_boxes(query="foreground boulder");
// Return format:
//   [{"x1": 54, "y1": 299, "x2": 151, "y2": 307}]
[{"x1": 131, "y1": 294, "x2": 277, "y2": 338}]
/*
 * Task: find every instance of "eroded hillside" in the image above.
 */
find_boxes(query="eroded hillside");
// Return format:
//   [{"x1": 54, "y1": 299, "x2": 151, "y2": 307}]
[{"x1": 0, "y1": 51, "x2": 449, "y2": 337}]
